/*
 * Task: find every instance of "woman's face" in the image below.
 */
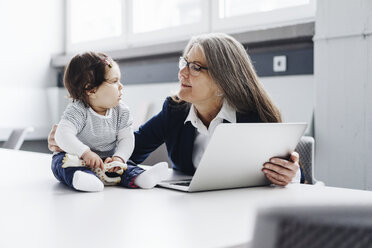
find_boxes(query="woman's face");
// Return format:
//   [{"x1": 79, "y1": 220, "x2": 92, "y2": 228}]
[{"x1": 178, "y1": 45, "x2": 220, "y2": 107}]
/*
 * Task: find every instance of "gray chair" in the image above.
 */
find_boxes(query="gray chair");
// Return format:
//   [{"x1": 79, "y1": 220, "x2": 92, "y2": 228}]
[
  {"x1": 295, "y1": 136, "x2": 321, "y2": 185},
  {"x1": 142, "y1": 143, "x2": 171, "y2": 166},
  {"x1": 3, "y1": 127, "x2": 34, "y2": 150},
  {"x1": 251, "y1": 206, "x2": 372, "y2": 248},
  {"x1": 132, "y1": 101, "x2": 155, "y2": 130}
]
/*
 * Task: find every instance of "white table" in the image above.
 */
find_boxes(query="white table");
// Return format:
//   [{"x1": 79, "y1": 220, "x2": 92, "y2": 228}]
[{"x1": 1, "y1": 148, "x2": 372, "y2": 248}]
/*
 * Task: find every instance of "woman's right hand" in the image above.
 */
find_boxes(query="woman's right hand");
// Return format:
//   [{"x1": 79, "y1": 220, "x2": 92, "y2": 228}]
[{"x1": 48, "y1": 124, "x2": 64, "y2": 152}]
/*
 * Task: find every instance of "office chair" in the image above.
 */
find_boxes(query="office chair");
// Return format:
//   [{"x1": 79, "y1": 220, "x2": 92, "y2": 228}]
[
  {"x1": 251, "y1": 206, "x2": 372, "y2": 248},
  {"x1": 295, "y1": 136, "x2": 321, "y2": 185},
  {"x1": 142, "y1": 143, "x2": 172, "y2": 166},
  {"x1": 2, "y1": 127, "x2": 34, "y2": 150},
  {"x1": 132, "y1": 101, "x2": 154, "y2": 130}
]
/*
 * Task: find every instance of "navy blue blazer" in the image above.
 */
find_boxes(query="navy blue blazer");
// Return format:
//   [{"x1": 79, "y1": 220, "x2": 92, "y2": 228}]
[{"x1": 130, "y1": 97, "x2": 262, "y2": 175}]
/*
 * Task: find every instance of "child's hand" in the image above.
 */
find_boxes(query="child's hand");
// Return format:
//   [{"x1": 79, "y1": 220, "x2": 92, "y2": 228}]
[
  {"x1": 82, "y1": 150, "x2": 104, "y2": 170},
  {"x1": 104, "y1": 157, "x2": 124, "y2": 172}
]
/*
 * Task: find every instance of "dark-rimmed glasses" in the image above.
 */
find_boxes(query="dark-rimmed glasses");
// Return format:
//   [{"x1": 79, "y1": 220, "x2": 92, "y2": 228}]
[{"x1": 178, "y1": 57, "x2": 208, "y2": 76}]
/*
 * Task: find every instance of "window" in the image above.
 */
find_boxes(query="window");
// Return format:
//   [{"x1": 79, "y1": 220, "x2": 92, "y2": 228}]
[
  {"x1": 66, "y1": 0, "x2": 126, "y2": 53},
  {"x1": 133, "y1": 0, "x2": 202, "y2": 33},
  {"x1": 212, "y1": 0, "x2": 316, "y2": 32},
  {"x1": 66, "y1": 0, "x2": 315, "y2": 53},
  {"x1": 218, "y1": 0, "x2": 311, "y2": 18},
  {"x1": 129, "y1": 0, "x2": 208, "y2": 46},
  {"x1": 70, "y1": 0, "x2": 122, "y2": 43}
]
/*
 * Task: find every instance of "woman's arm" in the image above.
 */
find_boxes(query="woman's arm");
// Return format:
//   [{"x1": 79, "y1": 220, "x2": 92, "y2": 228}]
[
  {"x1": 48, "y1": 124, "x2": 63, "y2": 152},
  {"x1": 130, "y1": 99, "x2": 170, "y2": 164}
]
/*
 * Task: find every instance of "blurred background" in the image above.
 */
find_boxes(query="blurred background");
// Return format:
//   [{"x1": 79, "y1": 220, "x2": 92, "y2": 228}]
[{"x1": 0, "y1": 0, "x2": 371, "y2": 191}]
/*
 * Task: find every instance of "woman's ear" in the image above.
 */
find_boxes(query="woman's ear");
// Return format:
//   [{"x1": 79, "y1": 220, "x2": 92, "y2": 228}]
[{"x1": 215, "y1": 89, "x2": 224, "y2": 97}]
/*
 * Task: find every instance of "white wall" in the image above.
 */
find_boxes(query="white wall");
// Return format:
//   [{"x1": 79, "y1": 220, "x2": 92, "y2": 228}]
[
  {"x1": 261, "y1": 75, "x2": 314, "y2": 135},
  {"x1": 314, "y1": 0, "x2": 372, "y2": 190},
  {"x1": 0, "y1": 0, "x2": 63, "y2": 140}
]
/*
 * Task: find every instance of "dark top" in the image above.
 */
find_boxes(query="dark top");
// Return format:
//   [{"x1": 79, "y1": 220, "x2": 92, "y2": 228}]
[{"x1": 130, "y1": 97, "x2": 262, "y2": 175}]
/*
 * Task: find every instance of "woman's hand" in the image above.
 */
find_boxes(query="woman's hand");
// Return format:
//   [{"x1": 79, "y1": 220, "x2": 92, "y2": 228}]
[
  {"x1": 262, "y1": 152, "x2": 300, "y2": 186},
  {"x1": 48, "y1": 124, "x2": 64, "y2": 152},
  {"x1": 82, "y1": 150, "x2": 104, "y2": 170}
]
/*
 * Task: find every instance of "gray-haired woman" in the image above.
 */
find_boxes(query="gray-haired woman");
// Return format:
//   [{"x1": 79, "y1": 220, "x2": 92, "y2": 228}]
[{"x1": 49, "y1": 33, "x2": 302, "y2": 186}]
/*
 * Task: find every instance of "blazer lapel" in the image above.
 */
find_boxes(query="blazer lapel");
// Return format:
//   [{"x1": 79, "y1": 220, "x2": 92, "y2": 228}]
[{"x1": 180, "y1": 121, "x2": 196, "y2": 175}]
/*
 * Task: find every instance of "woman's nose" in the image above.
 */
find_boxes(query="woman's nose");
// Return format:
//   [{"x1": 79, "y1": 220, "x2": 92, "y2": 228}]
[
  {"x1": 118, "y1": 82, "x2": 123, "y2": 90},
  {"x1": 179, "y1": 65, "x2": 189, "y2": 78}
]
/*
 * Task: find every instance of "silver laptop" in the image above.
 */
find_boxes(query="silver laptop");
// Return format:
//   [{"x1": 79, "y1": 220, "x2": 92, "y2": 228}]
[{"x1": 158, "y1": 122, "x2": 307, "y2": 192}]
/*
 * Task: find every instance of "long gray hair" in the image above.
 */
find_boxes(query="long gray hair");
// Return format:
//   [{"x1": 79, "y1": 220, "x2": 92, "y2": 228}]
[{"x1": 181, "y1": 33, "x2": 282, "y2": 123}]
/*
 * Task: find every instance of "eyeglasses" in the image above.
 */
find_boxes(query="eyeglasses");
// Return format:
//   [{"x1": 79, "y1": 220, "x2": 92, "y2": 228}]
[{"x1": 178, "y1": 57, "x2": 208, "y2": 76}]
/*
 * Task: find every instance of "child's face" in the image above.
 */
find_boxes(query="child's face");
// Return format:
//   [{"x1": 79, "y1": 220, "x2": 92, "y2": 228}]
[{"x1": 88, "y1": 63, "x2": 123, "y2": 114}]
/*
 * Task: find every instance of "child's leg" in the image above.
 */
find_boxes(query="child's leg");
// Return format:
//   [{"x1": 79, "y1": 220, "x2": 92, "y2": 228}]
[
  {"x1": 51, "y1": 152, "x2": 103, "y2": 192},
  {"x1": 119, "y1": 162, "x2": 168, "y2": 189},
  {"x1": 118, "y1": 163, "x2": 144, "y2": 188}
]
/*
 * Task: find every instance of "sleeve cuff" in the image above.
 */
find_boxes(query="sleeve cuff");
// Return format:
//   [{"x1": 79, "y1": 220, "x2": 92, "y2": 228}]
[{"x1": 291, "y1": 166, "x2": 302, "y2": 183}]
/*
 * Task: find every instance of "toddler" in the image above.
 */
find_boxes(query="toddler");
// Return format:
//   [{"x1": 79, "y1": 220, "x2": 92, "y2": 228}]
[{"x1": 51, "y1": 52, "x2": 168, "y2": 192}]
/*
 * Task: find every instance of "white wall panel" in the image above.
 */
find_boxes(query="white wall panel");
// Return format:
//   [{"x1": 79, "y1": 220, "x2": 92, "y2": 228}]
[
  {"x1": 315, "y1": 0, "x2": 364, "y2": 39},
  {"x1": 315, "y1": 0, "x2": 372, "y2": 190},
  {"x1": 366, "y1": 35, "x2": 372, "y2": 190},
  {"x1": 315, "y1": 37, "x2": 367, "y2": 189},
  {"x1": 260, "y1": 75, "x2": 314, "y2": 135},
  {"x1": 364, "y1": 0, "x2": 372, "y2": 32},
  {"x1": 313, "y1": 39, "x2": 330, "y2": 183}
]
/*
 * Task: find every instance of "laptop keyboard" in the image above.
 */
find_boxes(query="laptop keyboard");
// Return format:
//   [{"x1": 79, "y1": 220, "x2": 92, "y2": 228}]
[{"x1": 170, "y1": 180, "x2": 191, "y2": 186}]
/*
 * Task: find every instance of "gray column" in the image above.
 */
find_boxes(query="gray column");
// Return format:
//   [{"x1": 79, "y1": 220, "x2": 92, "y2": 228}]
[{"x1": 314, "y1": 0, "x2": 372, "y2": 189}]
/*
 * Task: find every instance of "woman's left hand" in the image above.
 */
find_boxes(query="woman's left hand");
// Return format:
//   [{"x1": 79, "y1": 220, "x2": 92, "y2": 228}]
[{"x1": 262, "y1": 152, "x2": 300, "y2": 186}]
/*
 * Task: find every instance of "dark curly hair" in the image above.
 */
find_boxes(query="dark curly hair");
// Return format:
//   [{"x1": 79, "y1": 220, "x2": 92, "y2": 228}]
[{"x1": 63, "y1": 51, "x2": 115, "y2": 107}]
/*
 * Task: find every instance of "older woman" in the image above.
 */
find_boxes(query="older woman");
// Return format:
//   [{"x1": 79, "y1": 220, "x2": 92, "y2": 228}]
[{"x1": 49, "y1": 33, "x2": 302, "y2": 186}]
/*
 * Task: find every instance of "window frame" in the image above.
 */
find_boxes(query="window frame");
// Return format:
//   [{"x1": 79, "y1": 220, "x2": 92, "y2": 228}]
[
  {"x1": 126, "y1": 0, "x2": 210, "y2": 47},
  {"x1": 65, "y1": 0, "x2": 316, "y2": 53},
  {"x1": 210, "y1": 0, "x2": 316, "y2": 33}
]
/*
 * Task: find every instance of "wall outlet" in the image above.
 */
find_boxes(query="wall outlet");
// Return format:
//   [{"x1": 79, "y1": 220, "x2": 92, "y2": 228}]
[{"x1": 273, "y1": 55, "x2": 287, "y2": 72}]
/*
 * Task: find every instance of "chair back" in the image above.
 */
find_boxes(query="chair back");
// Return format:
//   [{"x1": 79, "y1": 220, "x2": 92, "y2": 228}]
[
  {"x1": 132, "y1": 101, "x2": 154, "y2": 130},
  {"x1": 252, "y1": 206, "x2": 372, "y2": 248},
  {"x1": 295, "y1": 136, "x2": 315, "y2": 184},
  {"x1": 3, "y1": 127, "x2": 34, "y2": 150}
]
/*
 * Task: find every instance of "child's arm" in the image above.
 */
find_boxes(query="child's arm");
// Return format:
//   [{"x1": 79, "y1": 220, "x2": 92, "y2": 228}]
[
  {"x1": 113, "y1": 127, "x2": 135, "y2": 163},
  {"x1": 55, "y1": 121, "x2": 104, "y2": 170},
  {"x1": 55, "y1": 121, "x2": 88, "y2": 157}
]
